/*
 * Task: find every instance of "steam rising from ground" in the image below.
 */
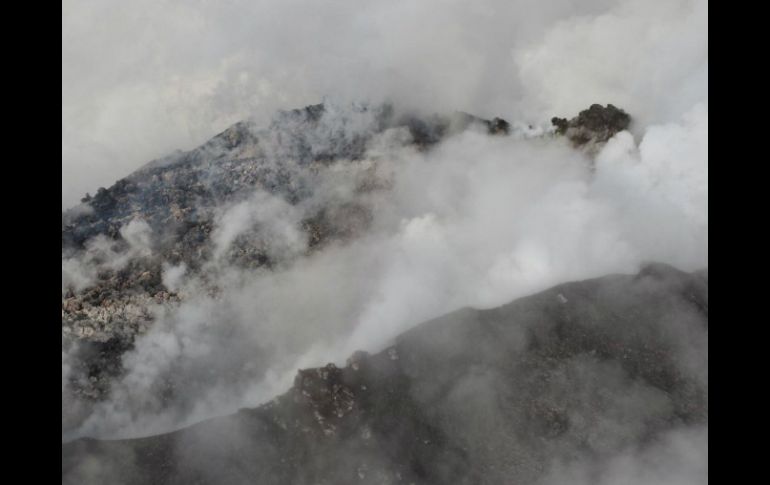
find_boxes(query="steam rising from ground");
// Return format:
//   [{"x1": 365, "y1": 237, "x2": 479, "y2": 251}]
[
  {"x1": 66, "y1": 100, "x2": 706, "y2": 440},
  {"x1": 62, "y1": 219, "x2": 153, "y2": 294},
  {"x1": 63, "y1": 0, "x2": 707, "y2": 481}
]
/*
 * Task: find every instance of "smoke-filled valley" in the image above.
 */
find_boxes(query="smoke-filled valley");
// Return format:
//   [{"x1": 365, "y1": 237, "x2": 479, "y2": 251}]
[{"x1": 62, "y1": 0, "x2": 707, "y2": 483}]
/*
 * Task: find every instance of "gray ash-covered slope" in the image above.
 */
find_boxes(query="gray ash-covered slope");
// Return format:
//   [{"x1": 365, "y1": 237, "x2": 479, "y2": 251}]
[
  {"x1": 61, "y1": 103, "x2": 515, "y2": 402},
  {"x1": 61, "y1": 104, "x2": 512, "y2": 327},
  {"x1": 62, "y1": 103, "x2": 509, "y2": 255},
  {"x1": 63, "y1": 263, "x2": 707, "y2": 485}
]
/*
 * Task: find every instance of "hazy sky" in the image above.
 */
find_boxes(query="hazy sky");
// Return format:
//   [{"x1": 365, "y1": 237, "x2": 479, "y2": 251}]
[{"x1": 62, "y1": 0, "x2": 706, "y2": 209}]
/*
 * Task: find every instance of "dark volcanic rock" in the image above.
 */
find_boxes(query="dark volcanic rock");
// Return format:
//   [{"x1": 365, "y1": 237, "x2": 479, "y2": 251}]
[
  {"x1": 62, "y1": 264, "x2": 708, "y2": 485},
  {"x1": 551, "y1": 104, "x2": 631, "y2": 150}
]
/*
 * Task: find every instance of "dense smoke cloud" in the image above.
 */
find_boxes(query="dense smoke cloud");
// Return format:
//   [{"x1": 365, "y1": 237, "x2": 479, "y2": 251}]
[{"x1": 62, "y1": 0, "x2": 707, "y2": 481}]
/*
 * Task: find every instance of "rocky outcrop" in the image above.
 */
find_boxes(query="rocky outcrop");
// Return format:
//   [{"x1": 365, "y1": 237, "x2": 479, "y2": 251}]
[
  {"x1": 551, "y1": 104, "x2": 631, "y2": 152},
  {"x1": 63, "y1": 264, "x2": 708, "y2": 485}
]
